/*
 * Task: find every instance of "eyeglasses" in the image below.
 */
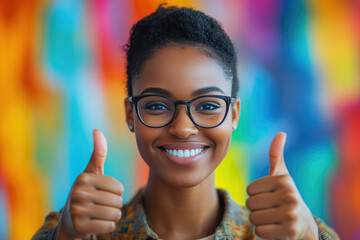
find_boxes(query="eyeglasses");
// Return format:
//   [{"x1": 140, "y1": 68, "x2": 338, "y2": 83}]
[{"x1": 128, "y1": 94, "x2": 235, "y2": 128}]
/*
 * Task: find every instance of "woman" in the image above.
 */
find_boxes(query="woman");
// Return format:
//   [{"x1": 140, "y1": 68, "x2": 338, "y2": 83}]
[{"x1": 33, "y1": 5, "x2": 339, "y2": 240}]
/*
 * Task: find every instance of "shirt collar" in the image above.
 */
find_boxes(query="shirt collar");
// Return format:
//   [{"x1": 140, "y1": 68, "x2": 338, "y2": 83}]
[
  {"x1": 116, "y1": 188, "x2": 159, "y2": 239},
  {"x1": 117, "y1": 188, "x2": 253, "y2": 240},
  {"x1": 215, "y1": 189, "x2": 254, "y2": 240}
]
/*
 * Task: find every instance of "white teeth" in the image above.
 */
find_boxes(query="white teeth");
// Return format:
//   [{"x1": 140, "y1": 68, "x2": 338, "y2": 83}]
[
  {"x1": 177, "y1": 150, "x2": 184, "y2": 157},
  {"x1": 184, "y1": 150, "x2": 190, "y2": 157},
  {"x1": 165, "y1": 148, "x2": 204, "y2": 158}
]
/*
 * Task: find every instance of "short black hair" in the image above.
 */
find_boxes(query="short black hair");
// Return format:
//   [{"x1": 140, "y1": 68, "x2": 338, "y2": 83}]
[{"x1": 123, "y1": 4, "x2": 238, "y2": 97}]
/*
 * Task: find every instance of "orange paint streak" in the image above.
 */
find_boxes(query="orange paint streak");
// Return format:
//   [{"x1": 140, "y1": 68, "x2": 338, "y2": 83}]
[
  {"x1": 133, "y1": 0, "x2": 160, "y2": 21},
  {"x1": 0, "y1": 0, "x2": 58, "y2": 238}
]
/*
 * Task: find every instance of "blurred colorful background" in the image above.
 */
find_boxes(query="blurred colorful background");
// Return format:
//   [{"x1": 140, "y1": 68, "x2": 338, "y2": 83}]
[{"x1": 0, "y1": 0, "x2": 359, "y2": 239}]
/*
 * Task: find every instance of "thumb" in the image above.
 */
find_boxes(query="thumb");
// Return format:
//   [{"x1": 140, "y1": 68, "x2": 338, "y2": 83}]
[
  {"x1": 84, "y1": 129, "x2": 108, "y2": 175},
  {"x1": 269, "y1": 132, "x2": 288, "y2": 176}
]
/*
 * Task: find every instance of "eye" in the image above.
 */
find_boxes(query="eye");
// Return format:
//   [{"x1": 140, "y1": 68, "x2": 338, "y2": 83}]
[
  {"x1": 145, "y1": 103, "x2": 170, "y2": 110},
  {"x1": 196, "y1": 103, "x2": 220, "y2": 111}
]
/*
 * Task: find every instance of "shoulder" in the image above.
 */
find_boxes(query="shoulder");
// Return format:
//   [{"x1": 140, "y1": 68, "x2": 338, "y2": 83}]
[
  {"x1": 31, "y1": 211, "x2": 60, "y2": 240},
  {"x1": 313, "y1": 216, "x2": 341, "y2": 240}
]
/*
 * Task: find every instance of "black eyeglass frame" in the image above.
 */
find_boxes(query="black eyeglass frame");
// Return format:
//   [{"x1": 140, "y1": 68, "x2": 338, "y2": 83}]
[{"x1": 128, "y1": 94, "x2": 236, "y2": 128}]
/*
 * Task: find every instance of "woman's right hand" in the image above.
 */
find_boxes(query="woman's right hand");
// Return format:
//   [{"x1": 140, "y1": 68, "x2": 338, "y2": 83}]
[{"x1": 55, "y1": 130, "x2": 124, "y2": 240}]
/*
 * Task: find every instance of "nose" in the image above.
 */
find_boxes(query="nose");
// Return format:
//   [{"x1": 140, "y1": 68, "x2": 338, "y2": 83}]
[{"x1": 168, "y1": 105, "x2": 198, "y2": 138}]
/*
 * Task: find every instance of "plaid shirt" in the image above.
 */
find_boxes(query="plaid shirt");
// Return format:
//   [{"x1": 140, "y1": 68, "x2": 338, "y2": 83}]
[{"x1": 32, "y1": 188, "x2": 339, "y2": 240}]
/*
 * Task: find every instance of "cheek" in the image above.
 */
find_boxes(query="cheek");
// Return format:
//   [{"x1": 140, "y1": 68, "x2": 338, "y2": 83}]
[
  {"x1": 133, "y1": 117, "x2": 166, "y2": 171},
  {"x1": 134, "y1": 120, "x2": 157, "y2": 155},
  {"x1": 133, "y1": 109, "x2": 152, "y2": 152},
  {"x1": 207, "y1": 118, "x2": 233, "y2": 163}
]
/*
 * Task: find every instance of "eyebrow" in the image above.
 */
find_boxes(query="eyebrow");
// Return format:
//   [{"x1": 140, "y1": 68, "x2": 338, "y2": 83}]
[
  {"x1": 140, "y1": 87, "x2": 172, "y2": 96},
  {"x1": 191, "y1": 86, "x2": 225, "y2": 97},
  {"x1": 140, "y1": 86, "x2": 225, "y2": 97}
]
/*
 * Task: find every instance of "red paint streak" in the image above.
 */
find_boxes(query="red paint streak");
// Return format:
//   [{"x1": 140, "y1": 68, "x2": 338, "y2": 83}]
[{"x1": 332, "y1": 102, "x2": 360, "y2": 240}]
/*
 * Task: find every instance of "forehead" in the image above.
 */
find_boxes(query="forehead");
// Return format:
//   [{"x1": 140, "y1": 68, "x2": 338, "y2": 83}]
[{"x1": 132, "y1": 45, "x2": 232, "y2": 98}]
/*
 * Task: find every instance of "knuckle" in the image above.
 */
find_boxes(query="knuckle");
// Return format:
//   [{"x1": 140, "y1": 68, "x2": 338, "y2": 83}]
[
  {"x1": 254, "y1": 226, "x2": 265, "y2": 238},
  {"x1": 70, "y1": 205, "x2": 87, "y2": 219},
  {"x1": 71, "y1": 190, "x2": 89, "y2": 203},
  {"x1": 107, "y1": 176, "x2": 124, "y2": 194},
  {"x1": 109, "y1": 209, "x2": 122, "y2": 221},
  {"x1": 282, "y1": 193, "x2": 298, "y2": 206},
  {"x1": 118, "y1": 182, "x2": 125, "y2": 194},
  {"x1": 72, "y1": 220, "x2": 86, "y2": 235},
  {"x1": 76, "y1": 173, "x2": 91, "y2": 185},
  {"x1": 254, "y1": 226, "x2": 260, "y2": 236},
  {"x1": 118, "y1": 197, "x2": 123, "y2": 208},
  {"x1": 107, "y1": 221, "x2": 116, "y2": 232},
  {"x1": 70, "y1": 205, "x2": 80, "y2": 217},
  {"x1": 246, "y1": 184, "x2": 253, "y2": 196},
  {"x1": 116, "y1": 210, "x2": 122, "y2": 221},
  {"x1": 114, "y1": 179, "x2": 124, "y2": 194},
  {"x1": 248, "y1": 212, "x2": 256, "y2": 225},
  {"x1": 277, "y1": 175, "x2": 292, "y2": 188},
  {"x1": 245, "y1": 198, "x2": 252, "y2": 210},
  {"x1": 285, "y1": 210, "x2": 298, "y2": 222},
  {"x1": 286, "y1": 224, "x2": 298, "y2": 237},
  {"x1": 92, "y1": 150, "x2": 106, "y2": 160}
]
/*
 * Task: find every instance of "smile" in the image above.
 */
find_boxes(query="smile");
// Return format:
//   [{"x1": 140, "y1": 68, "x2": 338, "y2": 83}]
[
  {"x1": 158, "y1": 143, "x2": 209, "y2": 166},
  {"x1": 164, "y1": 148, "x2": 205, "y2": 158}
]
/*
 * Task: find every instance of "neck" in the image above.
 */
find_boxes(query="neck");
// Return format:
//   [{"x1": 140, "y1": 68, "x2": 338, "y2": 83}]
[{"x1": 143, "y1": 171, "x2": 222, "y2": 240}]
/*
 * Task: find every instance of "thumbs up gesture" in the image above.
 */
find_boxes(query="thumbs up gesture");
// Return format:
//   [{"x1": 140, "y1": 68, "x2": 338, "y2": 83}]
[
  {"x1": 246, "y1": 133, "x2": 318, "y2": 240},
  {"x1": 55, "y1": 130, "x2": 124, "y2": 240}
]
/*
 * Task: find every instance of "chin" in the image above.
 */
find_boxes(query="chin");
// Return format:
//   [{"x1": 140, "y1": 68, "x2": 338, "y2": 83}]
[{"x1": 160, "y1": 169, "x2": 214, "y2": 189}]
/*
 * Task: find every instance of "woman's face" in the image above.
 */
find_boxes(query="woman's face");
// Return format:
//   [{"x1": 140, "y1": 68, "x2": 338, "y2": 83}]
[{"x1": 125, "y1": 45, "x2": 240, "y2": 188}]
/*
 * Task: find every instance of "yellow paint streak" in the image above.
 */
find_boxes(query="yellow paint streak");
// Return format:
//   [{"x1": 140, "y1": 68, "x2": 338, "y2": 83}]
[
  {"x1": 215, "y1": 142, "x2": 249, "y2": 206},
  {"x1": 308, "y1": 0, "x2": 360, "y2": 104}
]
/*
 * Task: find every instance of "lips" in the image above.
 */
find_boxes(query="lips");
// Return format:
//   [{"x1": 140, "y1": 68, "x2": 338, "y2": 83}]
[{"x1": 158, "y1": 143, "x2": 209, "y2": 166}]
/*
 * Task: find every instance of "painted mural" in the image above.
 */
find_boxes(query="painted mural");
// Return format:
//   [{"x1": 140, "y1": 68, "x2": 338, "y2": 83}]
[{"x1": 0, "y1": 0, "x2": 359, "y2": 239}]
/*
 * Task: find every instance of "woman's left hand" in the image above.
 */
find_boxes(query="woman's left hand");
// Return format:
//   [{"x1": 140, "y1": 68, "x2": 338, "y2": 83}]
[{"x1": 246, "y1": 133, "x2": 318, "y2": 240}]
